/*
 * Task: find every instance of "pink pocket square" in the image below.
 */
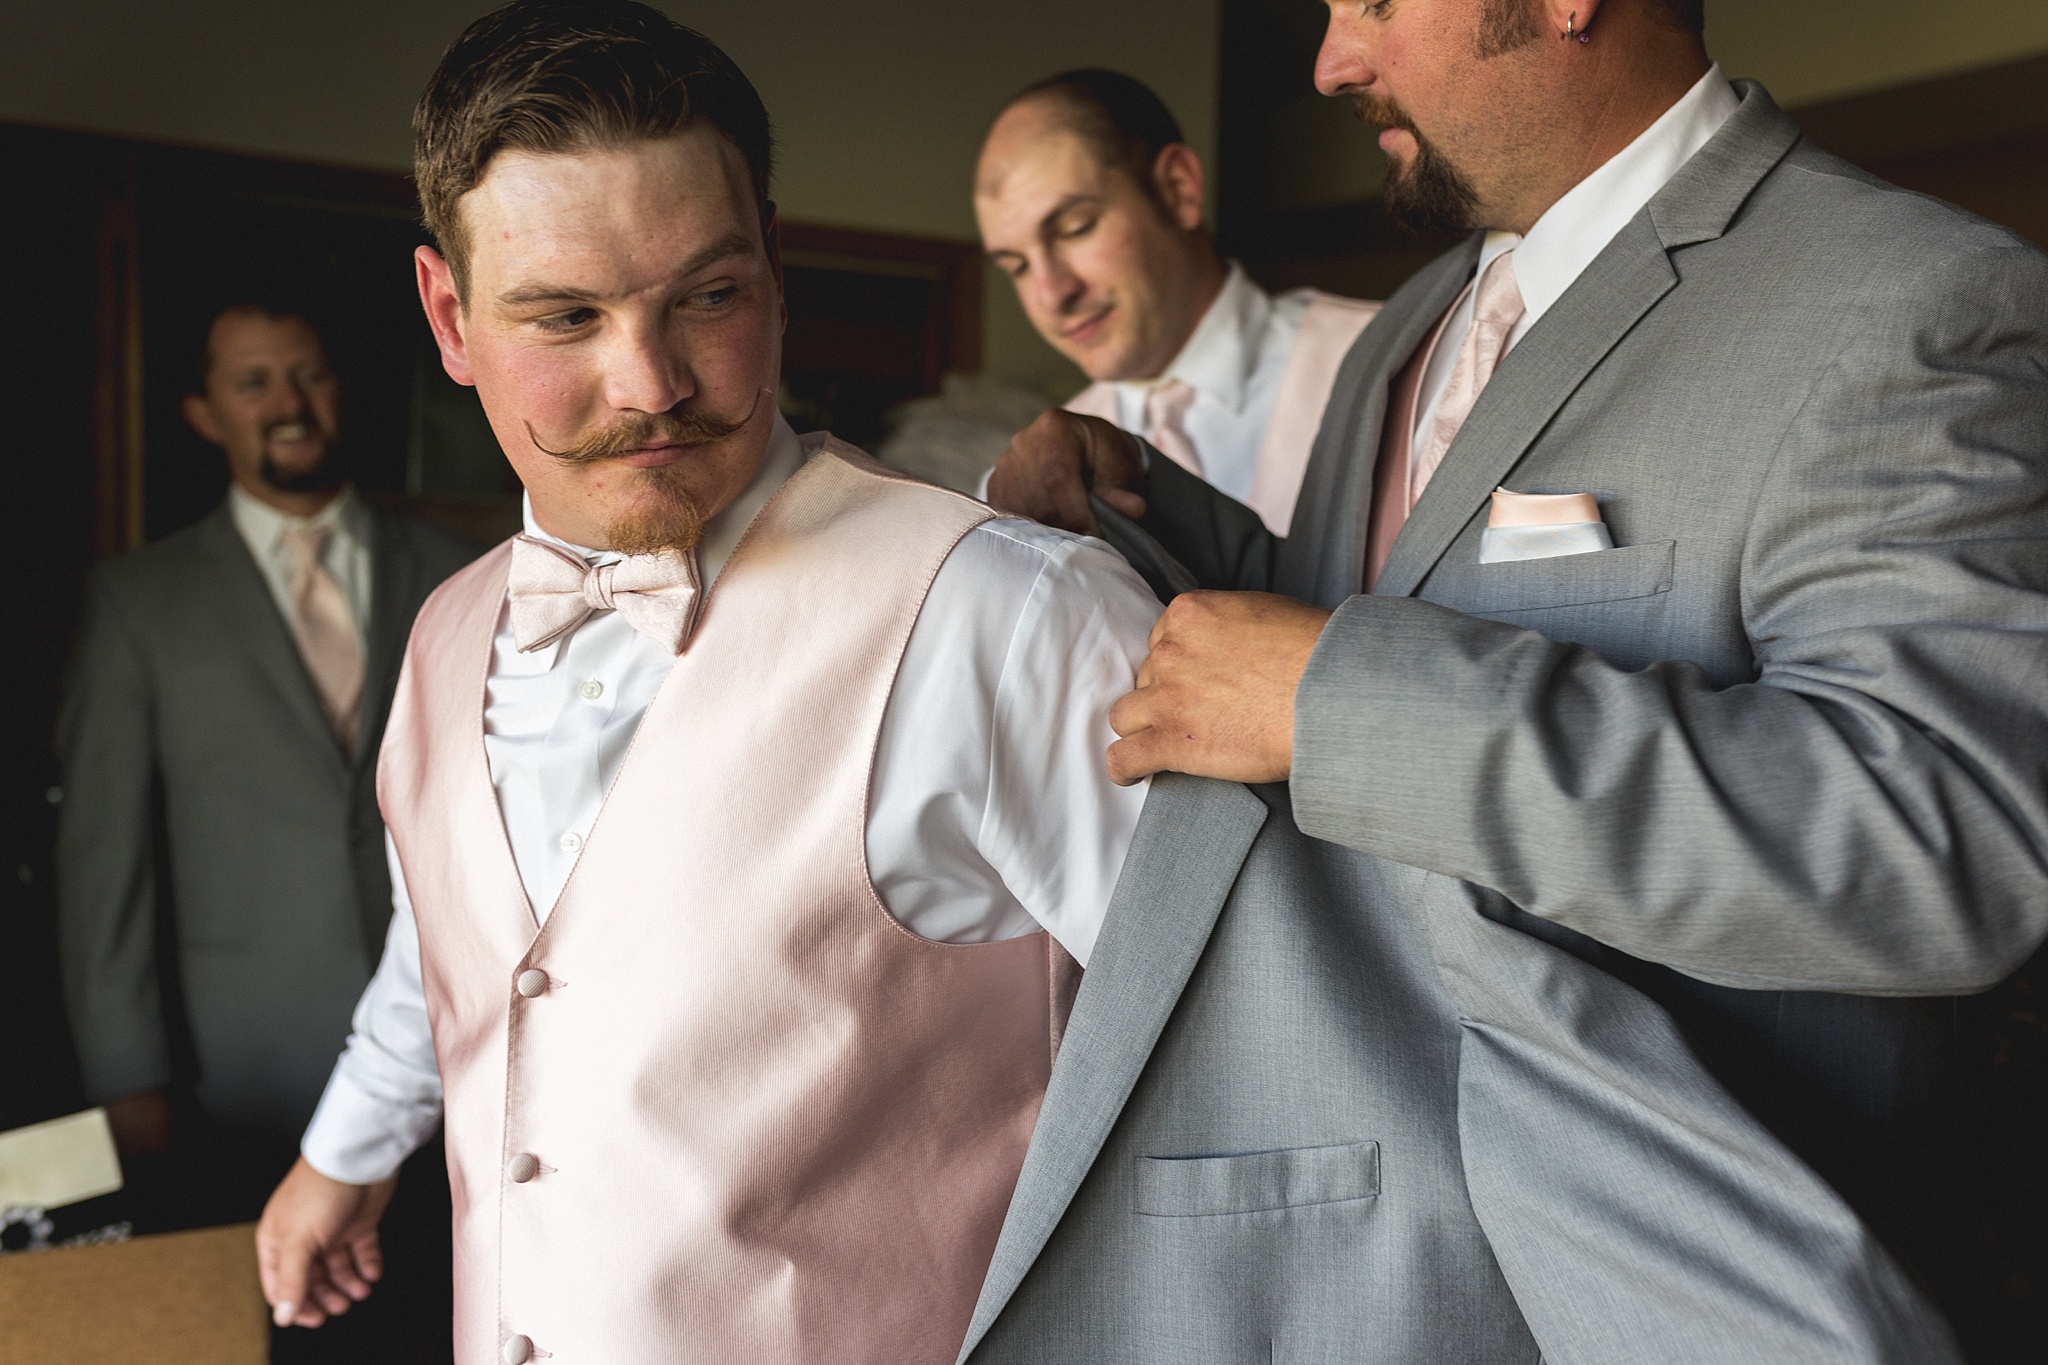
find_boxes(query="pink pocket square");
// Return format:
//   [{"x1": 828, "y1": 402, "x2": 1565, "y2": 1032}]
[{"x1": 1479, "y1": 488, "x2": 1614, "y2": 563}]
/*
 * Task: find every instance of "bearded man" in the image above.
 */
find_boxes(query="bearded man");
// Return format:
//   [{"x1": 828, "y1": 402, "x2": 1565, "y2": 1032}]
[
  {"x1": 984, "y1": 0, "x2": 2048, "y2": 1353},
  {"x1": 254, "y1": 5, "x2": 1157, "y2": 1362},
  {"x1": 56, "y1": 300, "x2": 473, "y2": 1357}
]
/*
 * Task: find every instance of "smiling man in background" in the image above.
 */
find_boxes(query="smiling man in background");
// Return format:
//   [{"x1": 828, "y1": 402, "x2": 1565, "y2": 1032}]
[
  {"x1": 976, "y1": 69, "x2": 1378, "y2": 536},
  {"x1": 55, "y1": 299, "x2": 473, "y2": 1360}
]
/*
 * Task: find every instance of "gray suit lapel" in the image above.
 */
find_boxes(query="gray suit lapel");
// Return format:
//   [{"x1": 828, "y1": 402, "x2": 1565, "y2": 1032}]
[
  {"x1": 1370, "y1": 221, "x2": 1679, "y2": 598},
  {"x1": 958, "y1": 774, "x2": 1270, "y2": 1360},
  {"x1": 1372, "y1": 81, "x2": 1802, "y2": 600},
  {"x1": 1279, "y1": 242, "x2": 1480, "y2": 609},
  {"x1": 195, "y1": 507, "x2": 350, "y2": 785}
]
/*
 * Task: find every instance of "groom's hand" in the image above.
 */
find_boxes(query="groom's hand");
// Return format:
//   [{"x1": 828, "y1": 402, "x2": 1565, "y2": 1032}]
[
  {"x1": 257, "y1": 1158, "x2": 397, "y2": 1329},
  {"x1": 1107, "y1": 591, "x2": 1332, "y2": 786}
]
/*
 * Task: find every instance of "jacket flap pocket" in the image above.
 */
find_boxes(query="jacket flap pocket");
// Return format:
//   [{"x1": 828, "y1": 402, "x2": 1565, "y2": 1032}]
[
  {"x1": 1431, "y1": 539, "x2": 1675, "y2": 613},
  {"x1": 1134, "y1": 1140, "x2": 1380, "y2": 1217}
]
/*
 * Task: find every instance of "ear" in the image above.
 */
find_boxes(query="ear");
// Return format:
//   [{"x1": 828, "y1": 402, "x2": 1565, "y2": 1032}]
[
  {"x1": 761, "y1": 202, "x2": 788, "y2": 335},
  {"x1": 1541, "y1": 0, "x2": 1604, "y2": 39},
  {"x1": 1151, "y1": 143, "x2": 1208, "y2": 234},
  {"x1": 415, "y1": 245, "x2": 475, "y2": 386},
  {"x1": 182, "y1": 392, "x2": 222, "y2": 445}
]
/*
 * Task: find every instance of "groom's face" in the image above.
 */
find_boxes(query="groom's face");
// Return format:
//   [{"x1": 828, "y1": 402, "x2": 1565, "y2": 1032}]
[{"x1": 417, "y1": 124, "x2": 786, "y2": 554}]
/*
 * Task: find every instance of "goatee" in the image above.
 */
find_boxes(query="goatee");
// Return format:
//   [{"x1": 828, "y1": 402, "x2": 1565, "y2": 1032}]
[
  {"x1": 527, "y1": 392, "x2": 767, "y2": 558},
  {"x1": 1350, "y1": 94, "x2": 1482, "y2": 236}
]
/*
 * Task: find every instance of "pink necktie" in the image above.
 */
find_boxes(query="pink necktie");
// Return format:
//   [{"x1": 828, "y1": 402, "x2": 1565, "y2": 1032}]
[
  {"x1": 280, "y1": 525, "x2": 364, "y2": 754},
  {"x1": 1410, "y1": 251, "x2": 1525, "y2": 503},
  {"x1": 507, "y1": 535, "x2": 704, "y2": 655},
  {"x1": 1144, "y1": 379, "x2": 1202, "y2": 477}
]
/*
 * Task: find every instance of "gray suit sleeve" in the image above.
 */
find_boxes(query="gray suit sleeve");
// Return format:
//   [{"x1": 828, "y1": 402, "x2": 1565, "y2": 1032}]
[
  {"x1": 1291, "y1": 240, "x2": 2048, "y2": 995},
  {"x1": 55, "y1": 571, "x2": 173, "y2": 1102}
]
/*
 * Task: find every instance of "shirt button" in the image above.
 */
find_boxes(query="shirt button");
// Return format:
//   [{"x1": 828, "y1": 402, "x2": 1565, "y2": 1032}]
[
  {"x1": 558, "y1": 831, "x2": 583, "y2": 852},
  {"x1": 503, "y1": 1335, "x2": 534, "y2": 1364},
  {"x1": 516, "y1": 969, "x2": 549, "y2": 998},
  {"x1": 506, "y1": 1152, "x2": 540, "y2": 1184},
  {"x1": 579, "y1": 678, "x2": 604, "y2": 701}
]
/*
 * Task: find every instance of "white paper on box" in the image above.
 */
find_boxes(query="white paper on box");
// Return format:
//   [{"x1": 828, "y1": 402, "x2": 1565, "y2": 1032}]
[{"x1": 0, "y1": 1108, "x2": 123, "y2": 1210}]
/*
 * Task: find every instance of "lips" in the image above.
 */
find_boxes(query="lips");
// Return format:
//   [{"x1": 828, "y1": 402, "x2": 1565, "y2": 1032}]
[
  {"x1": 1061, "y1": 306, "x2": 1114, "y2": 346},
  {"x1": 617, "y1": 444, "x2": 690, "y2": 469}
]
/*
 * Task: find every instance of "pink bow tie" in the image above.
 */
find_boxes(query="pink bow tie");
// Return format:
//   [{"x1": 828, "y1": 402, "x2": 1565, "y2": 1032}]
[{"x1": 507, "y1": 534, "x2": 703, "y2": 655}]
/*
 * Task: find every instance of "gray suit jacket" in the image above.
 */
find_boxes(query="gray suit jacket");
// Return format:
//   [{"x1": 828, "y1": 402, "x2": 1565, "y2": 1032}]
[
  {"x1": 56, "y1": 500, "x2": 472, "y2": 1131},
  {"x1": 1098, "y1": 82, "x2": 2048, "y2": 1277},
  {"x1": 962, "y1": 776, "x2": 1956, "y2": 1362}
]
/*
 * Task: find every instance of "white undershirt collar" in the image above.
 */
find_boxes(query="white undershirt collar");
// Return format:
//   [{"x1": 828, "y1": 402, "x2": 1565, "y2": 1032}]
[
  {"x1": 1481, "y1": 64, "x2": 1739, "y2": 334},
  {"x1": 1124, "y1": 261, "x2": 1268, "y2": 415}
]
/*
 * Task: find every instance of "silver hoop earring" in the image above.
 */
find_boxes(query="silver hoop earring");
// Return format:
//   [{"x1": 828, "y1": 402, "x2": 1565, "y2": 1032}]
[{"x1": 1564, "y1": 11, "x2": 1591, "y2": 43}]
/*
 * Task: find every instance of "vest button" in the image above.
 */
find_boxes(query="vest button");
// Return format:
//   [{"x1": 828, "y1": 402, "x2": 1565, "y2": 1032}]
[
  {"x1": 515, "y1": 969, "x2": 549, "y2": 998},
  {"x1": 502, "y1": 1334, "x2": 534, "y2": 1364},
  {"x1": 507, "y1": 1152, "x2": 540, "y2": 1183}
]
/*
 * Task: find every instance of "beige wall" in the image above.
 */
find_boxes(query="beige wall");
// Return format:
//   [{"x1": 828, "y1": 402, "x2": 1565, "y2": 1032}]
[
  {"x1": 0, "y1": 0, "x2": 1221, "y2": 397},
  {"x1": 1708, "y1": 0, "x2": 2048, "y2": 105}
]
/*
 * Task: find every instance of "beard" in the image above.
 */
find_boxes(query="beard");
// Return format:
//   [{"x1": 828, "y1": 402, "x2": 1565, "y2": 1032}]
[
  {"x1": 257, "y1": 418, "x2": 344, "y2": 494},
  {"x1": 526, "y1": 391, "x2": 767, "y2": 558},
  {"x1": 1350, "y1": 93, "x2": 1482, "y2": 236}
]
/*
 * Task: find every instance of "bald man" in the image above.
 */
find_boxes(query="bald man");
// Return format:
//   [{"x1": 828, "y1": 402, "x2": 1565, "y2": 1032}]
[{"x1": 976, "y1": 69, "x2": 1377, "y2": 537}]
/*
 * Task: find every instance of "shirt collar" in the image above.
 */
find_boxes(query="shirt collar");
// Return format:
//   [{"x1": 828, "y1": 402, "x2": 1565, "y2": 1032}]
[
  {"x1": 228, "y1": 480, "x2": 364, "y2": 557},
  {"x1": 1478, "y1": 64, "x2": 1739, "y2": 326},
  {"x1": 519, "y1": 413, "x2": 808, "y2": 586},
  {"x1": 1122, "y1": 261, "x2": 1269, "y2": 415}
]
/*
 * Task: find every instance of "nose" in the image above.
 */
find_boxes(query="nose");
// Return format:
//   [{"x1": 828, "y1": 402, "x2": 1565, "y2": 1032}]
[
  {"x1": 601, "y1": 316, "x2": 694, "y2": 416},
  {"x1": 1031, "y1": 253, "x2": 1087, "y2": 321},
  {"x1": 1314, "y1": 8, "x2": 1376, "y2": 97}
]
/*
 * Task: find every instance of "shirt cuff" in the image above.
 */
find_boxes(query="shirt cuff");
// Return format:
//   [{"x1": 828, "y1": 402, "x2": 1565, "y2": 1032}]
[{"x1": 299, "y1": 1050, "x2": 444, "y2": 1185}]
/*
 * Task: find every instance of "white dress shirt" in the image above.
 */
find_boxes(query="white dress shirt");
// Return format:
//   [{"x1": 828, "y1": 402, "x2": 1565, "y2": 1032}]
[
  {"x1": 301, "y1": 418, "x2": 1161, "y2": 1183},
  {"x1": 1110, "y1": 263, "x2": 1313, "y2": 505},
  {"x1": 1412, "y1": 65, "x2": 1741, "y2": 444},
  {"x1": 227, "y1": 482, "x2": 374, "y2": 641}
]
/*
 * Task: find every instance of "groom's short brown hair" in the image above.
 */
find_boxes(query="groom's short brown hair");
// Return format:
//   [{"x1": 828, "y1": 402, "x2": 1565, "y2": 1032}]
[{"x1": 413, "y1": 0, "x2": 775, "y2": 297}]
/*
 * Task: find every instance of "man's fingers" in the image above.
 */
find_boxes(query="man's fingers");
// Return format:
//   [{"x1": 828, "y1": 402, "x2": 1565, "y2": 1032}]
[
  {"x1": 1046, "y1": 451, "x2": 1098, "y2": 535},
  {"x1": 1109, "y1": 682, "x2": 1162, "y2": 739},
  {"x1": 259, "y1": 1231, "x2": 313, "y2": 1326},
  {"x1": 1106, "y1": 730, "x2": 1168, "y2": 787},
  {"x1": 321, "y1": 1242, "x2": 373, "y2": 1301},
  {"x1": 1095, "y1": 487, "x2": 1147, "y2": 520},
  {"x1": 349, "y1": 1230, "x2": 385, "y2": 1285}
]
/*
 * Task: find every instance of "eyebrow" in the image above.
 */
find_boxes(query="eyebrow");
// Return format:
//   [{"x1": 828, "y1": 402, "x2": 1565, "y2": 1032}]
[
  {"x1": 985, "y1": 194, "x2": 1106, "y2": 261},
  {"x1": 1038, "y1": 194, "x2": 1103, "y2": 232},
  {"x1": 495, "y1": 229, "x2": 760, "y2": 308}
]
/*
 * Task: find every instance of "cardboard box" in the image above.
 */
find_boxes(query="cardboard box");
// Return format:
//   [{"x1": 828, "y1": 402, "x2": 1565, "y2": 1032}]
[{"x1": 0, "y1": 1222, "x2": 267, "y2": 1364}]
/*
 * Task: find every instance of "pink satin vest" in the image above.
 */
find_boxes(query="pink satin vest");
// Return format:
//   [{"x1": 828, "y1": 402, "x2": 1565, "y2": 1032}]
[
  {"x1": 379, "y1": 441, "x2": 1062, "y2": 1365},
  {"x1": 1066, "y1": 290, "x2": 1380, "y2": 536}
]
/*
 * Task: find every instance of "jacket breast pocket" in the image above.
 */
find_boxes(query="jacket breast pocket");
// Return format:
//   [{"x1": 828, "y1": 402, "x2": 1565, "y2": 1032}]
[
  {"x1": 1134, "y1": 1140, "x2": 1380, "y2": 1217},
  {"x1": 1429, "y1": 539, "x2": 1675, "y2": 614}
]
